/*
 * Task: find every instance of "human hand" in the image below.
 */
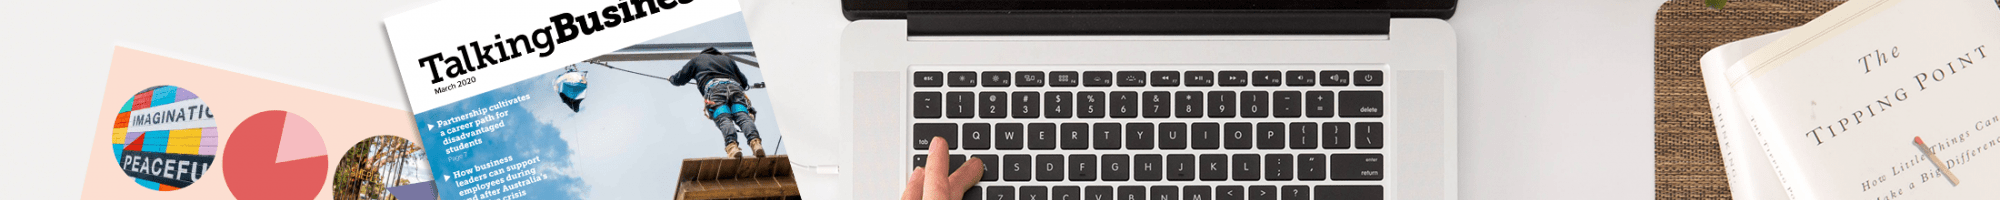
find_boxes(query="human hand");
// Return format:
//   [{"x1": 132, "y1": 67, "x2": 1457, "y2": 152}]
[{"x1": 901, "y1": 136, "x2": 984, "y2": 200}]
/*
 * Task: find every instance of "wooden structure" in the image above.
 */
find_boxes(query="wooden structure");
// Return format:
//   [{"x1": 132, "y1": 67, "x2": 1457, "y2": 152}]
[{"x1": 675, "y1": 155, "x2": 800, "y2": 200}]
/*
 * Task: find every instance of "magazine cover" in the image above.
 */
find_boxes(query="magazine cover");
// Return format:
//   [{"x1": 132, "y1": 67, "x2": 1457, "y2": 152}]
[{"x1": 384, "y1": 0, "x2": 792, "y2": 199}]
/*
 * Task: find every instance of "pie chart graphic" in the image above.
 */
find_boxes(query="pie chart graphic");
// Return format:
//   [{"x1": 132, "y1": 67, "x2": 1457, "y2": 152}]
[
  {"x1": 111, "y1": 85, "x2": 219, "y2": 191},
  {"x1": 223, "y1": 110, "x2": 329, "y2": 199}
]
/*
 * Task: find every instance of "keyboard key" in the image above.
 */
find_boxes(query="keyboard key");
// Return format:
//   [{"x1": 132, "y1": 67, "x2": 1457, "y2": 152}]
[
  {"x1": 990, "y1": 186, "x2": 1016, "y2": 200},
  {"x1": 980, "y1": 92, "x2": 1008, "y2": 118},
  {"x1": 1184, "y1": 186, "x2": 1212, "y2": 200},
  {"x1": 1256, "y1": 122, "x2": 1285, "y2": 149},
  {"x1": 948, "y1": 92, "x2": 976, "y2": 118},
  {"x1": 1199, "y1": 154, "x2": 1229, "y2": 181},
  {"x1": 1060, "y1": 123, "x2": 1091, "y2": 150},
  {"x1": 1017, "y1": 71, "x2": 1046, "y2": 87},
  {"x1": 1175, "y1": 91, "x2": 1203, "y2": 118},
  {"x1": 1110, "y1": 92, "x2": 1139, "y2": 118},
  {"x1": 1273, "y1": 91, "x2": 1301, "y2": 118},
  {"x1": 1153, "y1": 71, "x2": 1182, "y2": 87},
  {"x1": 1078, "y1": 92, "x2": 1106, "y2": 118},
  {"x1": 1217, "y1": 186, "x2": 1245, "y2": 200},
  {"x1": 1353, "y1": 70, "x2": 1383, "y2": 86},
  {"x1": 1086, "y1": 187, "x2": 1114, "y2": 200},
  {"x1": 1223, "y1": 123, "x2": 1253, "y2": 149},
  {"x1": 1135, "y1": 154, "x2": 1164, "y2": 181},
  {"x1": 1322, "y1": 122, "x2": 1351, "y2": 149},
  {"x1": 1022, "y1": 186, "x2": 1050, "y2": 200},
  {"x1": 1167, "y1": 154, "x2": 1196, "y2": 181},
  {"x1": 915, "y1": 92, "x2": 942, "y2": 118},
  {"x1": 996, "y1": 123, "x2": 1024, "y2": 150},
  {"x1": 1297, "y1": 154, "x2": 1325, "y2": 181},
  {"x1": 1355, "y1": 122, "x2": 1383, "y2": 149},
  {"x1": 1118, "y1": 186, "x2": 1147, "y2": 200},
  {"x1": 1264, "y1": 154, "x2": 1292, "y2": 180},
  {"x1": 1336, "y1": 91, "x2": 1382, "y2": 118},
  {"x1": 967, "y1": 186, "x2": 983, "y2": 200},
  {"x1": 1126, "y1": 123, "x2": 1156, "y2": 149},
  {"x1": 1004, "y1": 155, "x2": 1033, "y2": 181},
  {"x1": 1036, "y1": 155, "x2": 1065, "y2": 181},
  {"x1": 915, "y1": 123, "x2": 956, "y2": 149},
  {"x1": 1329, "y1": 154, "x2": 1384, "y2": 180},
  {"x1": 949, "y1": 71, "x2": 979, "y2": 87},
  {"x1": 1191, "y1": 123, "x2": 1221, "y2": 149},
  {"x1": 1186, "y1": 71, "x2": 1215, "y2": 86},
  {"x1": 1045, "y1": 91, "x2": 1074, "y2": 118},
  {"x1": 1218, "y1": 71, "x2": 1249, "y2": 86},
  {"x1": 1101, "y1": 154, "x2": 1130, "y2": 181},
  {"x1": 1117, "y1": 71, "x2": 1147, "y2": 86},
  {"x1": 1285, "y1": 70, "x2": 1316, "y2": 86},
  {"x1": 1232, "y1": 154, "x2": 1259, "y2": 181},
  {"x1": 1252, "y1": 71, "x2": 1283, "y2": 86},
  {"x1": 1093, "y1": 123, "x2": 1122, "y2": 150},
  {"x1": 1083, "y1": 71, "x2": 1115, "y2": 87},
  {"x1": 1028, "y1": 123, "x2": 1057, "y2": 150},
  {"x1": 1248, "y1": 186, "x2": 1277, "y2": 200},
  {"x1": 1159, "y1": 123, "x2": 1188, "y2": 149},
  {"x1": 915, "y1": 71, "x2": 945, "y2": 87},
  {"x1": 1072, "y1": 154, "x2": 1104, "y2": 180},
  {"x1": 1304, "y1": 91, "x2": 1335, "y2": 118},
  {"x1": 1143, "y1": 91, "x2": 1172, "y2": 118},
  {"x1": 1280, "y1": 186, "x2": 1309, "y2": 200},
  {"x1": 1207, "y1": 91, "x2": 1236, "y2": 118},
  {"x1": 983, "y1": 71, "x2": 1012, "y2": 87},
  {"x1": 974, "y1": 154, "x2": 998, "y2": 181},
  {"x1": 1056, "y1": 186, "x2": 1083, "y2": 200},
  {"x1": 1319, "y1": 70, "x2": 1349, "y2": 86},
  {"x1": 914, "y1": 155, "x2": 927, "y2": 169},
  {"x1": 1050, "y1": 71, "x2": 1080, "y2": 87},
  {"x1": 1014, "y1": 92, "x2": 1041, "y2": 118},
  {"x1": 1289, "y1": 123, "x2": 1318, "y2": 149},
  {"x1": 1240, "y1": 91, "x2": 1268, "y2": 118},
  {"x1": 963, "y1": 123, "x2": 991, "y2": 150},
  {"x1": 1143, "y1": 187, "x2": 1175, "y2": 200},
  {"x1": 1313, "y1": 186, "x2": 1382, "y2": 200}
]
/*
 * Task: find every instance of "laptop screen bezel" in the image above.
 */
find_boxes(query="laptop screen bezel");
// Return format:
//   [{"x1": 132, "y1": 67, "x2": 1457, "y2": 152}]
[{"x1": 841, "y1": 0, "x2": 1458, "y2": 21}]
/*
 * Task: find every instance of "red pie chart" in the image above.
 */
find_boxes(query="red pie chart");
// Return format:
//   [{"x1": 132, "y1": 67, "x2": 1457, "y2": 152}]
[{"x1": 223, "y1": 110, "x2": 329, "y2": 199}]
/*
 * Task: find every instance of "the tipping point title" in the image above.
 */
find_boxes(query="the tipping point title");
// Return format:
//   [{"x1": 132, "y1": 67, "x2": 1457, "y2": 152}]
[{"x1": 414, "y1": 0, "x2": 697, "y2": 94}]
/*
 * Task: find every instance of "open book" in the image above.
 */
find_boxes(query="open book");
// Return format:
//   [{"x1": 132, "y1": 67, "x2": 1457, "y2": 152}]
[{"x1": 1700, "y1": 0, "x2": 2000, "y2": 199}]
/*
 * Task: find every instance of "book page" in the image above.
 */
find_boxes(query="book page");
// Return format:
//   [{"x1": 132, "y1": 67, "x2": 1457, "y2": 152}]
[{"x1": 1701, "y1": 29, "x2": 1791, "y2": 200}]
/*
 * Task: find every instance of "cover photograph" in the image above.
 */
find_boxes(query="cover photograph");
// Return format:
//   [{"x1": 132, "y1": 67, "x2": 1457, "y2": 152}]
[{"x1": 383, "y1": 0, "x2": 795, "y2": 199}]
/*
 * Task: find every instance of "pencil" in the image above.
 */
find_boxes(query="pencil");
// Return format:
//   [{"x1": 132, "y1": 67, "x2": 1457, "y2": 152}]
[{"x1": 1915, "y1": 136, "x2": 1961, "y2": 186}]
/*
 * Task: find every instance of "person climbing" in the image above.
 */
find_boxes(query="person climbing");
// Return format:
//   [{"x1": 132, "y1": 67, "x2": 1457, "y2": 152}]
[
  {"x1": 668, "y1": 47, "x2": 764, "y2": 158},
  {"x1": 554, "y1": 66, "x2": 588, "y2": 112}
]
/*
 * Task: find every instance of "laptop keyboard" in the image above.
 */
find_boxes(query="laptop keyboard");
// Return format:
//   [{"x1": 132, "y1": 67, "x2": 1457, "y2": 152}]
[{"x1": 909, "y1": 66, "x2": 1389, "y2": 200}]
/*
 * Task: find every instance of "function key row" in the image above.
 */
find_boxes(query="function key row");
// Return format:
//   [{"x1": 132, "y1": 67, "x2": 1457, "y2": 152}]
[
  {"x1": 911, "y1": 122, "x2": 1385, "y2": 151},
  {"x1": 913, "y1": 70, "x2": 1385, "y2": 88},
  {"x1": 912, "y1": 153, "x2": 1385, "y2": 182},
  {"x1": 911, "y1": 90, "x2": 1384, "y2": 119},
  {"x1": 964, "y1": 185, "x2": 1382, "y2": 200}
]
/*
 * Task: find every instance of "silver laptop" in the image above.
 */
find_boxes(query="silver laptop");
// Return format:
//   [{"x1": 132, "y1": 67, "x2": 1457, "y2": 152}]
[{"x1": 829, "y1": 1, "x2": 1460, "y2": 199}]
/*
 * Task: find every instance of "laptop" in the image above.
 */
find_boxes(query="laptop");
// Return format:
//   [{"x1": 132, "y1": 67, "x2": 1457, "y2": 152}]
[{"x1": 822, "y1": 1, "x2": 1460, "y2": 199}]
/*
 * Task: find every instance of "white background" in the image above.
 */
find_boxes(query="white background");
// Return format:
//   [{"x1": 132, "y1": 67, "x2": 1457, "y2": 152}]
[{"x1": 0, "y1": 0, "x2": 1663, "y2": 199}]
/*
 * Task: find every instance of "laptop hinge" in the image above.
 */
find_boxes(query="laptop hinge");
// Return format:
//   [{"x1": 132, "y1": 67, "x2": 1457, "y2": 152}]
[{"x1": 908, "y1": 12, "x2": 1389, "y2": 36}]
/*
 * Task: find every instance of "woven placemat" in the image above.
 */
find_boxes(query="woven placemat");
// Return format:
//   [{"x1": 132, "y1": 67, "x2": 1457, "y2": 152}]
[{"x1": 1654, "y1": 0, "x2": 1838, "y2": 199}]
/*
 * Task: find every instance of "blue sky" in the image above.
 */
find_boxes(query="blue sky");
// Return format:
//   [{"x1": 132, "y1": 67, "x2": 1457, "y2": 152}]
[{"x1": 415, "y1": 12, "x2": 778, "y2": 200}]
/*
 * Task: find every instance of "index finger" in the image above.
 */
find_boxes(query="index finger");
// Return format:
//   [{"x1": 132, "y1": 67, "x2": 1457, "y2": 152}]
[{"x1": 924, "y1": 136, "x2": 951, "y2": 200}]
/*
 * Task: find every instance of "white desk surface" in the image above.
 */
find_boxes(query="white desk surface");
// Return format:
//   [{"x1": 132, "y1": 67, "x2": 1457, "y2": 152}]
[{"x1": 0, "y1": 0, "x2": 1663, "y2": 199}]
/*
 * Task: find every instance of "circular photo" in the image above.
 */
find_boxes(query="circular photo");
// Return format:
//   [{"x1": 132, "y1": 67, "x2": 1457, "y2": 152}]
[
  {"x1": 334, "y1": 135, "x2": 435, "y2": 200},
  {"x1": 112, "y1": 85, "x2": 218, "y2": 191},
  {"x1": 221, "y1": 110, "x2": 330, "y2": 199}
]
